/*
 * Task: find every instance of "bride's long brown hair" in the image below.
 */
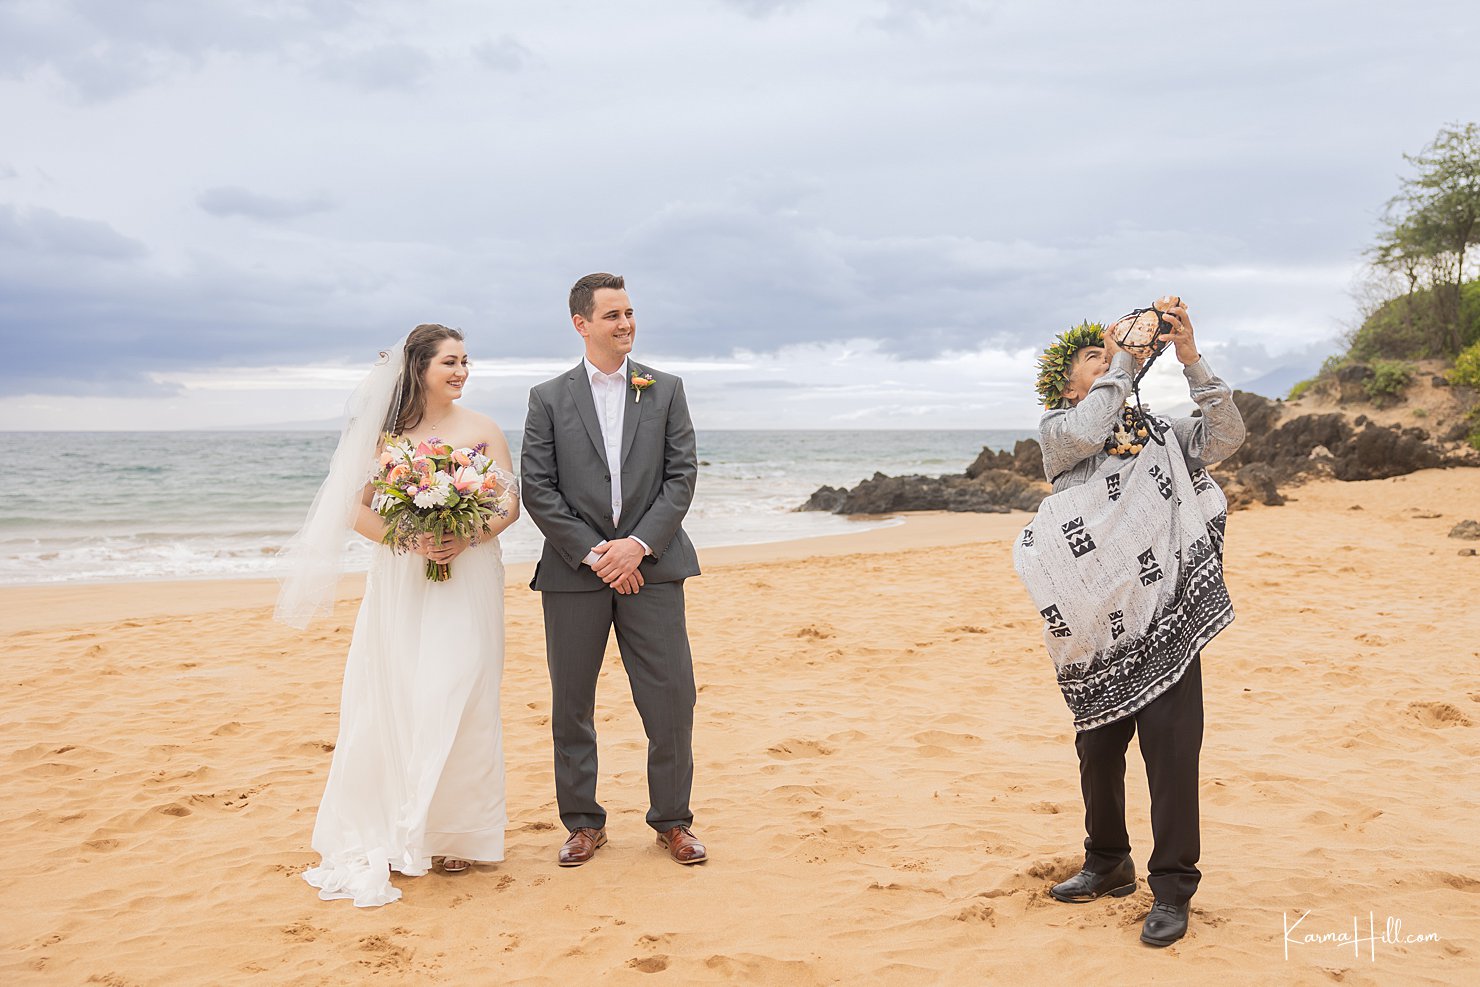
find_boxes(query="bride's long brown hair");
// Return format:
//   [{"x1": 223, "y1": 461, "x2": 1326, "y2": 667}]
[{"x1": 383, "y1": 324, "x2": 465, "y2": 435}]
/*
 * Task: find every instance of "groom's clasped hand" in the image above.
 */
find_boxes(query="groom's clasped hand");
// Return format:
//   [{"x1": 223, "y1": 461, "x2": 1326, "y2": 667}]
[{"x1": 588, "y1": 537, "x2": 646, "y2": 595}]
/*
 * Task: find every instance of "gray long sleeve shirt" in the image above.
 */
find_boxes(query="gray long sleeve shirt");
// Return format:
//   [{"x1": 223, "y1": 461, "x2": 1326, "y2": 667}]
[{"x1": 1039, "y1": 351, "x2": 1246, "y2": 492}]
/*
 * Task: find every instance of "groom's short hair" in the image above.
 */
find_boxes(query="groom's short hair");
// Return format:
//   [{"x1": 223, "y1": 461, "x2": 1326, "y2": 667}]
[{"x1": 569, "y1": 272, "x2": 626, "y2": 319}]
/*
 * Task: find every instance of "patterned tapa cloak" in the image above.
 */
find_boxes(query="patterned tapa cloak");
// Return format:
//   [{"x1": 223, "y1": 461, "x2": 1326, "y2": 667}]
[{"x1": 1012, "y1": 424, "x2": 1233, "y2": 731}]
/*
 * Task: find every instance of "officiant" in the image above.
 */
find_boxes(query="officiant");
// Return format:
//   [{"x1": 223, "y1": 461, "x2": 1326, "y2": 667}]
[{"x1": 1015, "y1": 297, "x2": 1245, "y2": 948}]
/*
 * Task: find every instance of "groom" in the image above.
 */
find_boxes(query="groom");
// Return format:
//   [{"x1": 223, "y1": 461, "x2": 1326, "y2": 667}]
[{"x1": 521, "y1": 272, "x2": 706, "y2": 867}]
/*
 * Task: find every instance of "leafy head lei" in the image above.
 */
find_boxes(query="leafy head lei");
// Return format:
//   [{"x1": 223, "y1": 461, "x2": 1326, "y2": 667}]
[{"x1": 1034, "y1": 320, "x2": 1104, "y2": 410}]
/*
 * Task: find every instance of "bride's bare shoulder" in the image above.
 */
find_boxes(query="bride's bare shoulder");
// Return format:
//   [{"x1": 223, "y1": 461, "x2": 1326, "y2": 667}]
[{"x1": 462, "y1": 410, "x2": 510, "y2": 450}]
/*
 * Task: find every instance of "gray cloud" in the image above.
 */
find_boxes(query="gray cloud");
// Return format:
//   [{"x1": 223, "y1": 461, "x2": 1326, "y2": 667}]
[
  {"x1": 0, "y1": 205, "x2": 146, "y2": 260},
  {"x1": 315, "y1": 43, "x2": 434, "y2": 90},
  {"x1": 197, "y1": 186, "x2": 335, "y2": 221},
  {"x1": 872, "y1": 0, "x2": 994, "y2": 32},
  {"x1": 719, "y1": 0, "x2": 810, "y2": 17},
  {"x1": 0, "y1": 0, "x2": 377, "y2": 99},
  {"x1": 472, "y1": 35, "x2": 536, "y2": 73},
  {"x1": 3, "y1": 0, "x2": 1474, "y2": 421}
]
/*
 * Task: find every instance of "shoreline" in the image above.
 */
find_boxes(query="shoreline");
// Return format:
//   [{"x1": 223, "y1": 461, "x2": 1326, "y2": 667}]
[{"x1": 0, "y1": 511, "x2": 1022, "y2": 637}]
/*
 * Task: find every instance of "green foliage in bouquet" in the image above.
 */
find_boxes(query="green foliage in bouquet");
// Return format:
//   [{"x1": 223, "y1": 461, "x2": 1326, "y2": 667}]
[{"x1": 372, "y1": 437, "x2": 515, "y2": 581}]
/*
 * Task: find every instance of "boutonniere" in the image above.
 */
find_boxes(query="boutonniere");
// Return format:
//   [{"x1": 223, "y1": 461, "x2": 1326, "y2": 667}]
[{"x1": 630, "y1": 371, "x2": 655, "y2": 402}]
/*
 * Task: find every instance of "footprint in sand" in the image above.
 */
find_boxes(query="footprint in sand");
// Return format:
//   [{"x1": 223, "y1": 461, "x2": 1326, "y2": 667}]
[
  {"x1": 357, "y1": 935, "x2": 413, "y2": 972},
  {"x1": 912, "y1": 730, "x2": 983, "y2": 748},
  {"x1": 766, "y1": 739, "x2": 835, "y2": 759},
  {"x1": 282, "y1": 921, "x2": 327, "y2": 942},
  {"x1": 1407, "y1": 701, "x2": 1474, "y2": 728},
  {"x1": 953, "y1": 903, "x2": 996, "y2": 924},
  {"x1": 154, "y1": 803, "x2": 192, "y2": 818},
  {"x1": 793, "y1": 624, "x2": 836, "y2": 640},
  {"x1": 628, "y1": 955, "x2": 670, "y2": 973}
]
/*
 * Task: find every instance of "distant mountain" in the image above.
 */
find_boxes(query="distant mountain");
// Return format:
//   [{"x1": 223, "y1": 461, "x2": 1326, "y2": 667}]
[{"x1": 1235, "y1": 364, "x2": 1312, "y2": 401}]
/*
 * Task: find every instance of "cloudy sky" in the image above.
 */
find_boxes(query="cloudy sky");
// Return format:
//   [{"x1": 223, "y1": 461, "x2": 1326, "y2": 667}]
[{"x1": 3, "y1": 0, "x2": 1476, "y2": 430}]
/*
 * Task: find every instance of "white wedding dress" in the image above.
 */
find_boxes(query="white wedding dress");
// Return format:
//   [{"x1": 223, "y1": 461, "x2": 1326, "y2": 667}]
[{"x1": 303, "y1": 536, "x2": 507, "y2": 907}]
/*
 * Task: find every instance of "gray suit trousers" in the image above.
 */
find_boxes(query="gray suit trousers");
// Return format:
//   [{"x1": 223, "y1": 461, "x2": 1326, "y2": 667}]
[{"x1": 542, "y1": 580, "x2": 696, "y2": 833}]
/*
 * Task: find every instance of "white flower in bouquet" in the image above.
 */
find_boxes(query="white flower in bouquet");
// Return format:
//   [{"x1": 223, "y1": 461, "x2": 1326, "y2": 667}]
[{"x1": 413, "y1": 475, "x2": 454, "y2": 509}]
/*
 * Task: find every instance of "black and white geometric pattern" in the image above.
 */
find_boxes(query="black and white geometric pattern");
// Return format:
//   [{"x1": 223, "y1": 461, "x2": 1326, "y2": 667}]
[
  {"x1": 1056, "y1": 515, "x2": 1231, "y2": 730},
  {"x1": 1012, "y1": 416, "x2": 1234, "y2": 732}
]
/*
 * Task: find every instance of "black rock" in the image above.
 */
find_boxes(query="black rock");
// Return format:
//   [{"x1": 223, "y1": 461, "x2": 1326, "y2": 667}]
[
  {"x1": 1335, "y1": 422, "x2": 1443, "y2": 480},
  {"x1": 1217, "y1": 389, "x2": 1461, "y2": 493},
  {"x1": 1012, "y1": 439, "x2": 1045, "y2": 480},
  {"x1": 797, "y1": 485, "x2": 848, "y2": 513},
  {"x1": 1223, "y1": 463, "x2": 1286, "y2": 509},
  {"x1": 1230, "y1": 390, "x2": 1281, "y2": 437},
  {"x1": 965, "y1": 447, "x2": 1014, "y2": 479},
  {"x1": 798, "y1": 467, "x2": 1048, "y2": 515}
]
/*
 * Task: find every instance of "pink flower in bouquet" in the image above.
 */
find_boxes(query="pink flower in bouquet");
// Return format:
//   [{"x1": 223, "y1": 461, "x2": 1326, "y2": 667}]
[
  {"x1": 452, "y1": 466, "x2": 482, "y2": 493},
  {"x1": 379, "y1": 449, "x2": 395, "y2": 469},
  {"x1": 452, "y1": 449, "x2": 472, "y2": 467}
]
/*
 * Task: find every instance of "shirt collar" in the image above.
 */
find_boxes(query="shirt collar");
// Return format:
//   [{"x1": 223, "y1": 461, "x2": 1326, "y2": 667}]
[{"x1": 584, "y1": 356, "x2": 629, "y2": 383}]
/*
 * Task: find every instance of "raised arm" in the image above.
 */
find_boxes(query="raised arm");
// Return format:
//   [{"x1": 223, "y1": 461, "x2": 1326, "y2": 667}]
[
  {"x1": 1169, "y1": 358, "x2": 1245, "y2": 469},
  {"x1": 1039, "y1": 351, "x2": 1134, "y2": 482},
  {"x1": 1153, "y1": 301, "x2": 1245, "y2": 469}
]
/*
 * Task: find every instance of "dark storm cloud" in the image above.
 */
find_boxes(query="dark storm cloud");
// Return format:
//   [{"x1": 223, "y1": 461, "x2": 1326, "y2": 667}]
[{"x1": 197, "y1": 186, "x2": 335, "y2": 221}]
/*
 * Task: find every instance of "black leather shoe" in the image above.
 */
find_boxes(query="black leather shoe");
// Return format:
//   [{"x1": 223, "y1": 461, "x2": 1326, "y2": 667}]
[
  {"x1": 1049, "y1": 858, "x2": 1136, "y2": 902},
  {"x1": 1140, "y1": 900, "x2": 1190, "y2": 946}
]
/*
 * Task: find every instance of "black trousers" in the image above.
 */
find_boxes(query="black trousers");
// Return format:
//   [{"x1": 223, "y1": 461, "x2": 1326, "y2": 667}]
[
  {"x1": 542, "y1": 580, "x2": 696, "y2": 834},
  {"x1": 1075, "y1": 654, "x2": 1203, "y2": 905}
]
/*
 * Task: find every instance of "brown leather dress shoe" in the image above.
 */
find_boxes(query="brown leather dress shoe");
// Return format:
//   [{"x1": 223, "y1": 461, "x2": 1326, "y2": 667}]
[
  {"x1": 656, "y1": 825, "x2": 707, "y2": 865},
  {"x1": 558, "y1": 827, "x2": 607, "y2": 867}
]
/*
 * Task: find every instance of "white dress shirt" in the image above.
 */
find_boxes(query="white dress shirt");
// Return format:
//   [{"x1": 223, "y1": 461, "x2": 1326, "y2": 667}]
[{"x1": 582, "y1": 356, "x2": 650, "y2": 565}]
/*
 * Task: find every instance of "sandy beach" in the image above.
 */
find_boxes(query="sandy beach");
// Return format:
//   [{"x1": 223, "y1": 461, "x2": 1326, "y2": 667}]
[{"x1": 3, "y1": 469, "x2": 1478, "y2": 985}]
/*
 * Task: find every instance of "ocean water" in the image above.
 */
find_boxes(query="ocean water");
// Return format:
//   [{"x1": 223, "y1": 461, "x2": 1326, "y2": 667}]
[{"x1": 1, "y1": 429, "x2": 1034, "y2": 586}]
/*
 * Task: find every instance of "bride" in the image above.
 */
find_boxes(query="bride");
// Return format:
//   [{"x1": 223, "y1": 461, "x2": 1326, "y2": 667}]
[{"x1": 276, "y1": 323, "x2": 519, "y2": 907}]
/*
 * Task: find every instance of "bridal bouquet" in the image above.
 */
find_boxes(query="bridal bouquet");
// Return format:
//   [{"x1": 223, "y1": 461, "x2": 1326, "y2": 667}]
[{"x1": 371, "y1": 437, "x2": 516, "y2": 581}]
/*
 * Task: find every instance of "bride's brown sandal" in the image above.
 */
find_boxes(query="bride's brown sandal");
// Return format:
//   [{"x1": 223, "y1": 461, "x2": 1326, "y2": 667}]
[{"x1": 439, "y1": 857, "x2": 471, "y2": 874}]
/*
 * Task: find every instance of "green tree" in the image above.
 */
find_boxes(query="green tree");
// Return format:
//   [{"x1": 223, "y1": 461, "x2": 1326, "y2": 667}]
[{"x1": 1372, "y1": 123, "x2": 1480, "y2": 356}]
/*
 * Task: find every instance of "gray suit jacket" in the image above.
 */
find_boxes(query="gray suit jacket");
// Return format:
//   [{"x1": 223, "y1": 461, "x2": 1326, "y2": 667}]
[{"x1": 521, "y1": 360, "x2": 701, "y2": 592}]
